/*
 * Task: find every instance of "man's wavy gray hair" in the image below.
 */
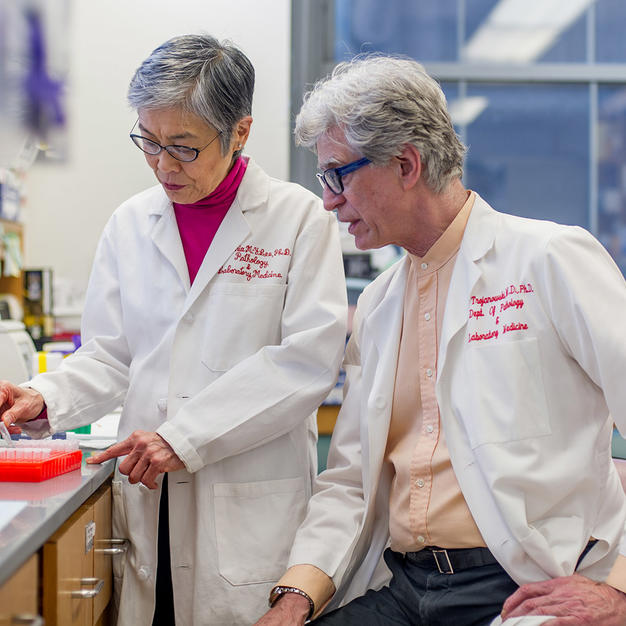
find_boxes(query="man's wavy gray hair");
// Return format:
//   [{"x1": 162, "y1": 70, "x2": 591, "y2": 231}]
[{"x1": 295, "y1": 55, "x2": 465, "y2": 193}]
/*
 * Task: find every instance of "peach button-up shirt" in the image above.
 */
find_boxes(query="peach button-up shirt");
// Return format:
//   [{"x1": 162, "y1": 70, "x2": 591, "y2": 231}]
[{"x1": 386, "y1": 190, "x2": 486, "y2": 551}]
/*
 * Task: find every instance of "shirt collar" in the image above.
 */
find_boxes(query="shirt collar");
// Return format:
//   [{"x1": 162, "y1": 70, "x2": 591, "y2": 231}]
[{"x1": 409, "y1": 190, "x2": 475, "y2": 275}]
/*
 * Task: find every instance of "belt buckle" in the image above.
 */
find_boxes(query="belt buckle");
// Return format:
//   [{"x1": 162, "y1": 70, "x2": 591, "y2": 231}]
[{"x1": 432, "y1": 549, "x2": 454, "y2": 574}]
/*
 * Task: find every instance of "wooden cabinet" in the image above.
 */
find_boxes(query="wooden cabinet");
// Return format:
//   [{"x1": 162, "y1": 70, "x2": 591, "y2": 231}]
[
  {"x1": 43, "y1": 483, "x2": 115, "y2": 626},
  {"x1": 0, "y1": 553, "x2": 40, "y2": 626},
  {"x1": 317, "y1": 404, "x2": 340, "y2": 435},
  {"x1": 93, "y1": 484, "x2": 113, "y2": 626},
  {"x1": 0, "y1": 219, "x2": 24, "y2": 314}
]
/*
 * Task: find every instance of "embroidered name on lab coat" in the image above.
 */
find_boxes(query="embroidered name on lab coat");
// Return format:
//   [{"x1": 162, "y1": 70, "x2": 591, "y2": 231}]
[
  {"x1": 218, "y1": 245, "x2": 291, "y2": 281},
  {"x1": 468, "y1": 283, "x2": 534, "y2": 343}
]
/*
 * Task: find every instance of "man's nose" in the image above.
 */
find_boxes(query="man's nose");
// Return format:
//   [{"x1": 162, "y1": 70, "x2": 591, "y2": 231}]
[{"x1": 322, "y1": 186, "x2": 344, "y2": 212}]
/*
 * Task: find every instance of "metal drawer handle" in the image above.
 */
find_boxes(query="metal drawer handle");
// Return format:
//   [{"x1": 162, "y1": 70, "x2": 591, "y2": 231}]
[
  {"x1": 96, "y1": 538, "x2": 129, "y2": 555},
  {"x1": 71, "y1": 577, "x2": 104, "y2": 599},
  {"x1": 11, "y1": 615, "x2": 44, "y2": 626}
]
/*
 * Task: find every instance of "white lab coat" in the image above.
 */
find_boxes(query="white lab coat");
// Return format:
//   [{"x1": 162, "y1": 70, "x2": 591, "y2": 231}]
[
  {"x1": 287, "y1": 194, "x2": 626, "y2": 623},
  {"x1": 29, "y1": 158, "x2": 348, "y2": 625}
]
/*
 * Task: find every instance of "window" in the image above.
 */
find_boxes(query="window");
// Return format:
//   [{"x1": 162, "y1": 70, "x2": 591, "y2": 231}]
[{"x1": 291, "y1": 0, "x2": 626, "y2": 270}]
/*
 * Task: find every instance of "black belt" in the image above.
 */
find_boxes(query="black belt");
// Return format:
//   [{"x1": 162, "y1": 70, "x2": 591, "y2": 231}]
[{"x1": 404, "y1": 546, "x2": 499, "y2": 575}]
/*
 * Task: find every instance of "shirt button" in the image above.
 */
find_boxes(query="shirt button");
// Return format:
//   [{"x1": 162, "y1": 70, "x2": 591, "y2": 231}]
[
  {"x1": 417, "y1": 535, "x2": 425, "y2": 544},
  {"x1": 426, "y1": 368, "x2": 433, "y2": 378},
  {"x1": 426, "y1": 424, "x2": 434, "y2": 434},
  {"x1": 424, "y1": 312, "x2": 431, "y2": 321},
  {"x1": 421, "y1": 262, "x2": 428, "y2": 270},
  {"x1": 157, "y1": 398, "x2": 167, "y2": 412},
  {"x1": 416, "y1": 479, "x2": 425, "y2": 488},
  {"x1": 137, "y1": 566, "x2": 151, "y2": 581}
]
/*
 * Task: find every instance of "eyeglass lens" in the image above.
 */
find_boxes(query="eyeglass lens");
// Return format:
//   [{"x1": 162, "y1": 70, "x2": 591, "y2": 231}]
[{"x1": 130, "y1": 135, "x2": 198, "y2": 162}]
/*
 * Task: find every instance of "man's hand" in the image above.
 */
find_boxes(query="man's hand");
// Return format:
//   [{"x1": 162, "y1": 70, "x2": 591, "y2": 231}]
[
  {"x1": 253, "y1": 593, "x2": 311, "y2": 625},
  {"x1": 0, "y1": 381, "x2": 45, "y2": 433},
  {"x1": 501, "y1": 574, "x2": 626, "y2": 625},
  {"x1": 87, "y1": 430, "x2": 185, "y2": 489}
]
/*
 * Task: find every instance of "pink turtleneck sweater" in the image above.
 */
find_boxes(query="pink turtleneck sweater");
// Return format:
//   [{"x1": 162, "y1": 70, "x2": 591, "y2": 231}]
[{"x1": 173, "y1": 156, "x2": 248, "y2": 284}]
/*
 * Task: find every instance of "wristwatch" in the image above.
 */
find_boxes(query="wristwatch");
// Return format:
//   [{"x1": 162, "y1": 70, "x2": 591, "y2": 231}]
[{"x1": 269, "y1": 585, "x2": 314, "y2": 623}]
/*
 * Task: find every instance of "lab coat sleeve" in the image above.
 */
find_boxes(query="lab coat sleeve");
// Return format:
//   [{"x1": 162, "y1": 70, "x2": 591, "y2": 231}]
[
  {"x1": 157, "y1": 209, "x2": 347, "y2": 470},
  {"x1": 538, "y1": 226, "x2": 626, "y2": 574},
  {"x1": 25, "y1": 226, "x2": 130, "y2": 431},
  {"x1": 283, "y1": 307, "x2": 368, "y2": 588}
]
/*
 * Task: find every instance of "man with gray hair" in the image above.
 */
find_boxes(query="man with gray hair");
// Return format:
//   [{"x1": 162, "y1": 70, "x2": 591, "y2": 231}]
[{"x1": 255, "y1": 55, "x2": 626, "y2": 625}]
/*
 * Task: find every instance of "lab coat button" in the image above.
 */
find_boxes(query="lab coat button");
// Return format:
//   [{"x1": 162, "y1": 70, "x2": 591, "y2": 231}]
[
  {"x1": 137, "y1": 566, "x2": 151, "y2": 581},
  {"x1": 157, "y1": 398, "x2": 167, "y2": 412},
  {"x1": 374, "y1": 397, "x2": 386, "y2": 410}
]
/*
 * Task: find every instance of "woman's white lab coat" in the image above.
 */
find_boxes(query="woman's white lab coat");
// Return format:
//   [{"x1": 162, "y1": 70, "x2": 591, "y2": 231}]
[{"x1": 29, "y1": 158, "x2": 348, "y2": 625}]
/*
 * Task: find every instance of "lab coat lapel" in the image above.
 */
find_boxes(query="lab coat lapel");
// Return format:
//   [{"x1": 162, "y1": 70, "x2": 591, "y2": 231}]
[
  {"x1": 150, "y1": 198, "x2": 191, "y2": 291},
  {"x1": 362, "y1": 258, "x2": 408, "y2": 495},
  {"x1": 437, "y1": 196, "x2": 498, "y2": 382},
  {"x1": 183, "y1": 158, "x2": 267, "y2": 311},
  {"x1": 184, "y1": 201, "x2": 251, "y2": 308}
]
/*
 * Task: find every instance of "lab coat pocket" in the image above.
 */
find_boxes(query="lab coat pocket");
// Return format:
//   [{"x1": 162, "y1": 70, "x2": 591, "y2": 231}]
[
  {"x1": 213, "y1": 477, "x2": 306, "y2": 585},
  {"x1": 201, "y1": 282, "x2": 287, "y2": 372},
  {"x1": 462, "y1": 337, "x2": 552, "y2": 448}
]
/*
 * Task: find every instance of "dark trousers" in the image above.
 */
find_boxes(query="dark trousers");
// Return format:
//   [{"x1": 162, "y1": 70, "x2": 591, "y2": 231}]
[
  {"x1": 316, "y1": 542, "x2": 597, "y2": 626},
  {"x1": 152, "y1": 475, "x2": 176, "y2": 626},
  {"x1": 315, "y1": 548, "x2": 518, "y2": 626}
]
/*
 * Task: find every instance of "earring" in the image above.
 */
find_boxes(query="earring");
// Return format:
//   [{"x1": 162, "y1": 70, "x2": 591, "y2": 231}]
[{"x1": 237, "y1": 144, "x2": 242, "y2": 149}]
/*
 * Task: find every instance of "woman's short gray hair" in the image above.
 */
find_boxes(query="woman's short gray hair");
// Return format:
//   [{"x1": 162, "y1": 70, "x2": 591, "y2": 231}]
[
  {"x1": 295, "y1": 55, "x2": 465, "y2": 193},
  {"x1": 128, "y1": 34, "x2": 254, "y2": 157}
]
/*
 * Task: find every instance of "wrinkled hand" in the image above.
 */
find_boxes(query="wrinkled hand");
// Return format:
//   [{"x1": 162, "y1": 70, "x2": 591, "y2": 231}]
[
  {"x1": 501, "y1": 574, "x2": 626, "y2": 625},
  {"x1": 253, "y1": 593, "x2": 311, "y2": 625},
  {"x1": 0, "y1": 381, "x2": 45, "y2": 434},
  {"x1": 87, "y1": 430, "x2": 185, "y2": 489}
]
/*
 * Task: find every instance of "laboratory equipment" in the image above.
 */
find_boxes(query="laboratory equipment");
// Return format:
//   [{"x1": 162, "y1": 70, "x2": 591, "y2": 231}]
[
  {"x1": 0, "y1": 439, "x2": 81, "y2": 481},
  {"x1": 0, "y1": 319, "x2": 37, "y2": 383}
]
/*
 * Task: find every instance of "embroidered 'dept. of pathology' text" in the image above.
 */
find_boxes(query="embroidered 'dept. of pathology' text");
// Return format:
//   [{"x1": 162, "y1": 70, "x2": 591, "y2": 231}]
[{"x1": 467, "y1": 283, "x2": 534, "y2": 343}]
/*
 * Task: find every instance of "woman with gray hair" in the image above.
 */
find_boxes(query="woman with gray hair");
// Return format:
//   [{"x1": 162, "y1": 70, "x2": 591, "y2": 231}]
[{"x1": 0, "y1": 34, "x2": 347, "y2": 625}]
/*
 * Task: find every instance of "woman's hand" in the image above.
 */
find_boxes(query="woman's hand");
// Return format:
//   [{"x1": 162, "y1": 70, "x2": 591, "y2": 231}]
[
  {"x1": 87, "y1": 430, "x2": 185, "y2": 488},
  {"x1": 0, "y1": 381, "x2": 45, "y2": 433}
]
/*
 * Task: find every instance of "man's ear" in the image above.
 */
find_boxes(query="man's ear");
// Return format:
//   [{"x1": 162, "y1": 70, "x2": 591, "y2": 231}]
[{"x1": 397, "y1": 143, "x2": 422, "y2": 190}]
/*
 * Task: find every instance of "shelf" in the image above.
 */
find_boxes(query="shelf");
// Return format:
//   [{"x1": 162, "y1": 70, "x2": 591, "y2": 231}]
[{"x1": 0, "y1": 219, "x2": 24, "y2": 313}]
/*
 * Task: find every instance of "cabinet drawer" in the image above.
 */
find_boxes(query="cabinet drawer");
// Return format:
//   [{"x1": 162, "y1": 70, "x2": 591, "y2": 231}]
[
  {"x1": 0, "y1": 552, "x2": 39, "y2": 626},
  {"x1": 43, "y1": 482, "x2": 114, "y2": 626}
]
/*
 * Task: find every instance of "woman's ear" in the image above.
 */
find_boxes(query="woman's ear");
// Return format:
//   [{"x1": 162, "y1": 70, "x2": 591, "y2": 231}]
[
  {"x1": 396, "y1": 143, "x2": 422, "y2": 190},
  {"x1": 233, "y1": 116, "x2": 253, "y2": 151}
]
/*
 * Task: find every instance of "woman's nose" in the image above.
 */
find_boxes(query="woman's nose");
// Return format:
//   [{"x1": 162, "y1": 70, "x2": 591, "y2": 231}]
[{"x1": 155, "y1": 150, "x2": 181, "y2": 173}]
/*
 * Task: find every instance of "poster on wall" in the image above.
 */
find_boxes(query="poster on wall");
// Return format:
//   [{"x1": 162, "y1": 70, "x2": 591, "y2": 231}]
[{"x1": 0, "y1": 0, "x2": 70, "y2": 172}]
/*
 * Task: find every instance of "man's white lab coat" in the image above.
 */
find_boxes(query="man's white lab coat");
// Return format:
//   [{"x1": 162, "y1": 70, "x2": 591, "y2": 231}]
[{"x1": 287, "y1": 195, "x2": 626, "y2": 625}]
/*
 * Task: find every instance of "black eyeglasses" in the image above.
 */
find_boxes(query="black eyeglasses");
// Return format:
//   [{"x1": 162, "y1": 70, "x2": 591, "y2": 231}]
[
  {"x1": 316, "y1": 157, "x2": 371, "y2": 195},
  {"x1": 129, "y1": 120, "x2": 221, "y2": 163}
]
